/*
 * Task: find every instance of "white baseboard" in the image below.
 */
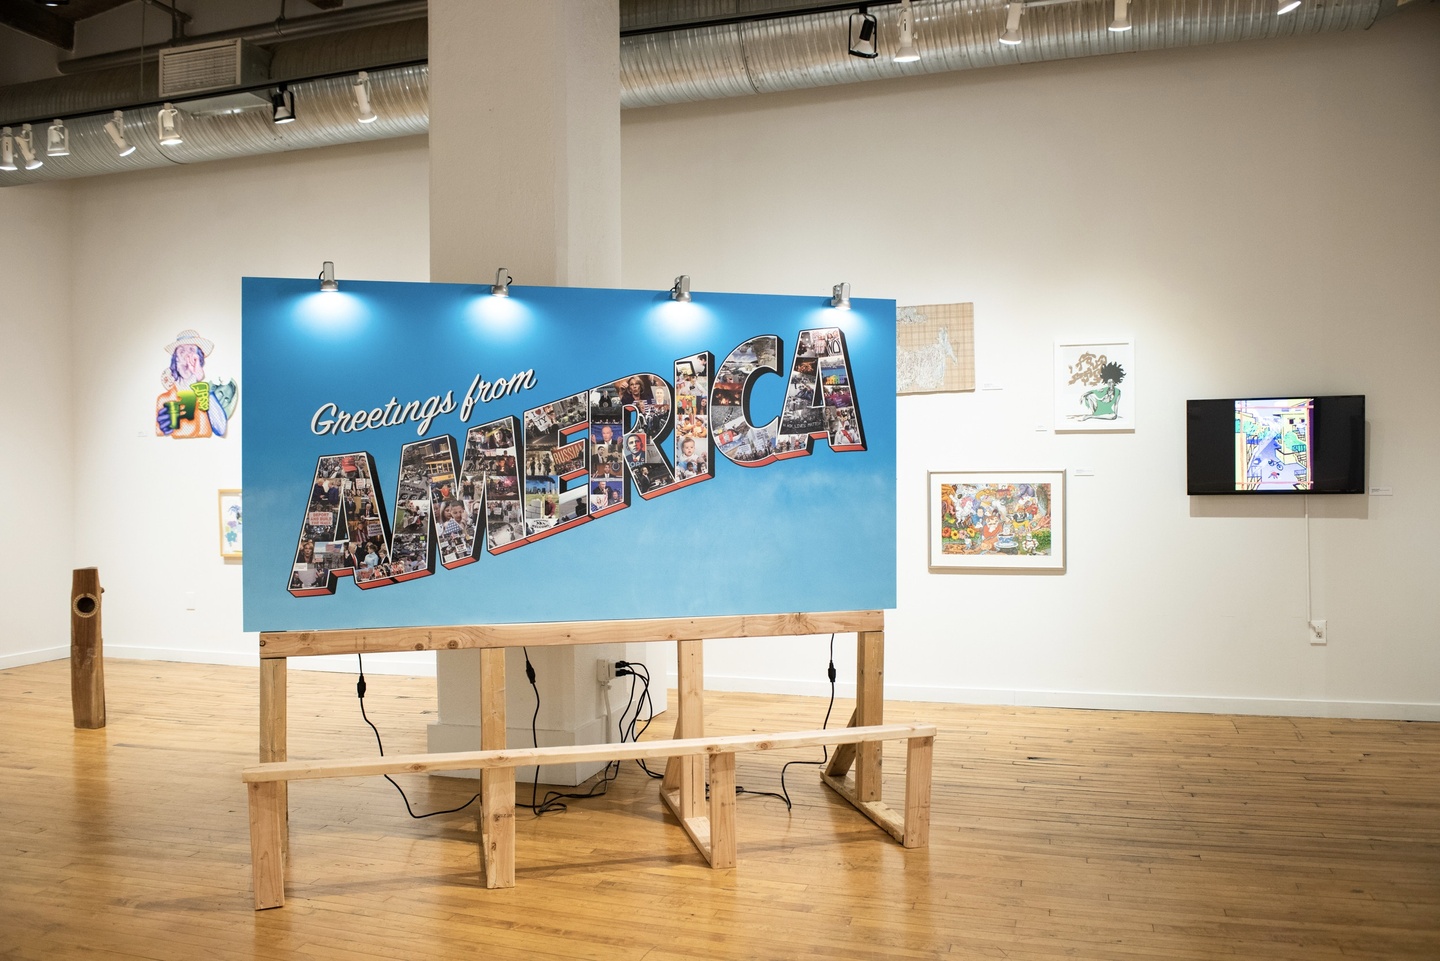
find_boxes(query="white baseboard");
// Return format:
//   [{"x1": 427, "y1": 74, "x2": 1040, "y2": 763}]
[
  {"x1": 103, "y1": 645, "x2": 257, "y2": 668},
  {"x1": 701, "y1": 673, "x2": 1440, "y2": 722},
  {"x1": 100, "y1": 645, "x2": 436, "y2": 676},
  {"x1": 0, "y1": 646, "x2": 66, "y2": 670}
]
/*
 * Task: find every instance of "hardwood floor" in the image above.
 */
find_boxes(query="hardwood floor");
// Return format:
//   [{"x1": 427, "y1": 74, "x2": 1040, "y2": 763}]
[{"x1": 1, "y1": 658, "x2": 1436, "y2": 960}]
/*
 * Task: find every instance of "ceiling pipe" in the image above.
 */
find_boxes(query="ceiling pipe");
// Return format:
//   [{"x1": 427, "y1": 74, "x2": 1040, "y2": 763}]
[{"x1": 0, "y1": 0, "x2": 1417, "y2": 186}]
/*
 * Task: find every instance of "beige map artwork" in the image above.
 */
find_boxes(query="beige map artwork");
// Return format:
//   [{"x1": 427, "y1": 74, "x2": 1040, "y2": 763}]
[{"x1": 896, "y1": 302, "x2": 975, "y2": 394}]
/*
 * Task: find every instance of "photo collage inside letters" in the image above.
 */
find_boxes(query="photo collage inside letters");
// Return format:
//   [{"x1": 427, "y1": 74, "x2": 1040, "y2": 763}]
[
  {"x1": 715, "y1": 326, "x2": 865, "y2": 467},
  {"x1": 286, "y1": 326, "x2": 865, "y2": 594},
  {"x1": 672, "y1": 353, "x2": 712, "y2": 484},
  {"x1": 290, "y1": 453, "x2": 395, "y2": 594}
]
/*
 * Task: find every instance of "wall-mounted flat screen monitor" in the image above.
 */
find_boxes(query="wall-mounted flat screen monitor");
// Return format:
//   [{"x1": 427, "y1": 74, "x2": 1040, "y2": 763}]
[{"x1": 1186, "y1": 395, "x2": 1365, "y2": 494}]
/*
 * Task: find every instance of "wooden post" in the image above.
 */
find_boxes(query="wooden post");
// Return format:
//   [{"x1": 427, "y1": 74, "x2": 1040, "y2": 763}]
[
  {"x1": 478, "y1": 647, "x2": 514, "y2": 888},
  {"x1": 258, "y1": 657, "x2": 289, "y2": 859},
  {"x1": 664, "y1": 639, "x2": 705, "y2": 821},
  {"x1": 823, "y1": 629, "x2": 886, "y2": 790},
  {"x1": 854, "y1": 629, "x2": 885, "y2": 801},
  {"x1": 708, "y1": 751, "x2": 737, "y2": 869},
  {"x1": 247, "y1": 780, "x2": 286, "y2": 909},
  {"x1": 482, "y1": 767, "x2": 516, "y2": 888},
  {"x1": 823, "y1": 708, "x2": 858, "y2": 780},
  {"x1": 70, "y1": 568, "x2": 105, "y2": 729},
  {"x1": 903, "y1": 735, "x2": 933, "y2": 848}
]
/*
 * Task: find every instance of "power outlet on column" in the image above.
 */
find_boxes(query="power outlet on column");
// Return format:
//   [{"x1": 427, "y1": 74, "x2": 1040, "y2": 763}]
[
  {"x1": 596, "y1": 658, "x2": 618, "y2": 684},
  {"x1": 1308, "y1": 620, "x2": 1327, "y2": 645}
]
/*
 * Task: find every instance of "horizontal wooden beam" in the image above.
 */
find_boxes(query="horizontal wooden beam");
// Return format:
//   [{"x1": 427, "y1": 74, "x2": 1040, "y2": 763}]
[
  {"x1": 258, "y1": 610, "x2": 885, "y2": 658},
  {"x1": 243, "y1": 722, "x2": 933, "y2": 783}
]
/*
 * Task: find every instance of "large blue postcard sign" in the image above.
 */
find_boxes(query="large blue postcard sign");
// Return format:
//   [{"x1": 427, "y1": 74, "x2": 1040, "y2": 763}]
[{"x1": 241, "y1": 278, "x2": 896, "y2": 631}]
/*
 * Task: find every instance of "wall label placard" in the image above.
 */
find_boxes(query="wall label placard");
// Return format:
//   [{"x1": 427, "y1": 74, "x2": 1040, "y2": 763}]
[{"x1": 242, "y1": 279, "x2": 897, "y2": 631}]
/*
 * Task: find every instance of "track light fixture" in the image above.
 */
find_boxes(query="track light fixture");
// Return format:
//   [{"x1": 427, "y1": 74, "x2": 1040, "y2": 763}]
[
  {"x1": 271, "y1": 86, "x2": 297, "y2": 125},
  {"x1": 104, "y1": 110, "x2": 136, "y2": 157},
  {"x1": 352, "y1": 71, "x2": 378, "y2": 124},
  {"x1": 831, "y1": 282, "x2": 852, "y2": 309},
  {"x1": 670, "y1": 275, "x2": 692, "y2": 302},
  {"x1": 0, "y1": 129, "x2": 15, "y2": 172},
  {"x1": 848, "y1": 7, "x2": 879, "y2": 59},
  {"x1": 1277, "y1": 0, "x2": 1301, "y2": 12},
  {"x1": 491, "y1": 268, "x2": 512, "y2": 297},
  {"x1": 999, "y1": 2, "x2": 1025, "y2": 45},
  {"x1": 1108, "y1": 0, "x2": 1132, "y2": 31},
  {"x1": 319, "y1": 261, "x2": 338, "y2": 292},
  {"x1": 894, "y1": 0, "x2": 920, "y2": 62},
  {"x1": 16, "y1": 124, "x2": 42, "y2": 170},
  {"x1": 45, "y1": 120, "x2": 69, "y2": 157},
  {"x1": 157, "y1": 103, "x2": 183, "y2": 146}
]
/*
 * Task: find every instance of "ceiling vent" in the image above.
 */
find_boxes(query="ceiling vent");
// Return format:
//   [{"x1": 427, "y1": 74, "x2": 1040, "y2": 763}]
[{"x1": 158, "y1": 39, "x2": 272, "y2": 99}]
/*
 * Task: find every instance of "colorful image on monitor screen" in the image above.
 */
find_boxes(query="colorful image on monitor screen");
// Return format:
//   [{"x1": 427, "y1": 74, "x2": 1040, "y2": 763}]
[{"x1": 1234, "y1": 398, "x2": 1313, "y2": 491}]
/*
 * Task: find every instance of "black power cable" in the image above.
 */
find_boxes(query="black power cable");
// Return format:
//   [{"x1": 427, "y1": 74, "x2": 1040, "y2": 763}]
[
  {"x1": 738, "y1": 633, "x2": 839, "y2": 810},
  {"x1": 355, "y1": 654, "x2": 481, "y2": 819},
  {"x1": 615, "y1": 660, "x2": 662, "y2": 778},
  {"x1": 354, "y1": 640, "x2": 838, "y2": 822},
  {"x1": 355, "y1": 651, "x2": 660, "y2": 821},
  {"x1": 517, "y1": 647, "x2": 624, "y2": 815}
]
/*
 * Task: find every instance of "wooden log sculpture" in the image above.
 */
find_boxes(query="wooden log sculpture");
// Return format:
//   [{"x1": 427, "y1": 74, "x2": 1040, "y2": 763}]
[{"x1": 70, "y1": 568, "x2": 105, "y2": 729}]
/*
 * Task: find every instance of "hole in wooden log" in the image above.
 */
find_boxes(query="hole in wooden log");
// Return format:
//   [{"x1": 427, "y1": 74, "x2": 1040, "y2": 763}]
[{"x1": 73, "y1": 594, "x2": 98, "y2": 617}]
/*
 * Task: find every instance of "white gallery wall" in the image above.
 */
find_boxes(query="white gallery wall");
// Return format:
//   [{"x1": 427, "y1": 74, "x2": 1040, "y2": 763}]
[
  {"x1": 618, "y1": 11, "x2": 1440, "y2": 717},
  {"x1": 0, "y1": 184, "x2": 74, "y2": 668},
  {"x1": 0, "y1": 8, "x2": 1434, "y2": 717},
  {"x1": 0, "y1": 137, "x2": 432, "y2": 672}
]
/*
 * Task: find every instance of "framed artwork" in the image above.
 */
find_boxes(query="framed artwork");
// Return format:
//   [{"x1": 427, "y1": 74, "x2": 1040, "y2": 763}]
[
  {"x1": 928, "y1": 470, "x2": 1065, "y2": 572},
  {"x1": 1055, "y1": 339, "x2": 1134, "y2": 432},
  {"x1": 219, "y1": 489, "x2": 243, "y2": 559},
  {"x1": 896, "y1": 302, "x2": 976, "y2": 394}
]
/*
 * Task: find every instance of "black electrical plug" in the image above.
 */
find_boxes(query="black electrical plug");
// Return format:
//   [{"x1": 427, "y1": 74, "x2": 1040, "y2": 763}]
[
  {"x1": 827, "y1": 661, "x2": 837, "y2": 684},
  {"x1": 357, "y1": 673, "x2": 367, "y2": 699}
]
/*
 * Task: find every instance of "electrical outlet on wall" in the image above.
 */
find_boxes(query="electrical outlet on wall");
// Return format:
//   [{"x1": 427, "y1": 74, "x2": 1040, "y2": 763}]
[{"x1": 1308, "y1": 619, "x2": 1327, "y2": 645}]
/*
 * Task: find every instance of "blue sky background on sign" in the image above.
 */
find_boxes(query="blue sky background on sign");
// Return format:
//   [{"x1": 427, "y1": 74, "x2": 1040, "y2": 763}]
[{"x1": 241, "y1": 278, "x2": 896, "y2": 631}]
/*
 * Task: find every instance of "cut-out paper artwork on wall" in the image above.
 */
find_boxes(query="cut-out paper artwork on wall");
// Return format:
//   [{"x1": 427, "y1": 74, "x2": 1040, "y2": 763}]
[
  {"x1": 155, "y1": 329, "x2": 240, "y2": 439},
  {"x1": 895, "y1": 303, "x2": 975, "y2": 394},
  {"x1": 241, "y1": 279, "x2": 897, "y2": 631},
  {"x1": 219, "y1": 489, "x2": 242, "y2": 559},
  {"x1": 928, "y1": 470, "x2": 1066, "y2": 572},
  {"x1": 1054, "y1": 339, "x2": 1134, "y2": 432}
]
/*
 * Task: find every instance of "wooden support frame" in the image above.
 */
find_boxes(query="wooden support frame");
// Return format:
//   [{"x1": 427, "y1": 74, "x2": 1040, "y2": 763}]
[
  {"x1": 252, "y1": 610, "x2": 924, "y2": 907},
  {"x1": 243, "y1": 722, "x2": 935, "y2": 908}
]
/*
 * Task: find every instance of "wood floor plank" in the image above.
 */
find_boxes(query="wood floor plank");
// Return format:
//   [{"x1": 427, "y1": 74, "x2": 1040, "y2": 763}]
[{"x1": 0, "y1": 658, "x2": 1437, "y2": 961}]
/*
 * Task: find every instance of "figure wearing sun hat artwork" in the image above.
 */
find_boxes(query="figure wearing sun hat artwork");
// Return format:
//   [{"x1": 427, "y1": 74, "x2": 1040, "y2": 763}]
[{"x1": 154, "y1": 329, "x2": 240, "y2": 439}]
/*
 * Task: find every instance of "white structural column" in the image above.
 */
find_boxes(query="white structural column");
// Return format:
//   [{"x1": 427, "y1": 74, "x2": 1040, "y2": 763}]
[{"x1": 426, "y1": 0, "x2": 625, "y2": 784}]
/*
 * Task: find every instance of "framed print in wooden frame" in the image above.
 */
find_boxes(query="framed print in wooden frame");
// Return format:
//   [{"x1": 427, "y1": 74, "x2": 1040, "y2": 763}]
[
  {"x1": 928, "y1": 470, "x2": 1065, "y2": 572},
  {"x1": 1054, "y1": 339, "x2": 1134, "y2": 432},
  {"x1": 219, "y1": 489, "x2": 243, "y2": 559}
]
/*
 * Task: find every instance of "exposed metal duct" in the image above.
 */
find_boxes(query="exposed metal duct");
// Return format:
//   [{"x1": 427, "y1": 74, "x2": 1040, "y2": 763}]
[
  {"x1": 0, "y1": 14, "x2": 428, "y2": 186},
  {"x1": 0, "y1": 65, "x2": 427, "y2": 184},
  {"x1": 615, "y1": 0, "x2": 1404, "y2": 108},
  {"x1": 0, "y1": 0, "x2": 1418, "y2": 187}
]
